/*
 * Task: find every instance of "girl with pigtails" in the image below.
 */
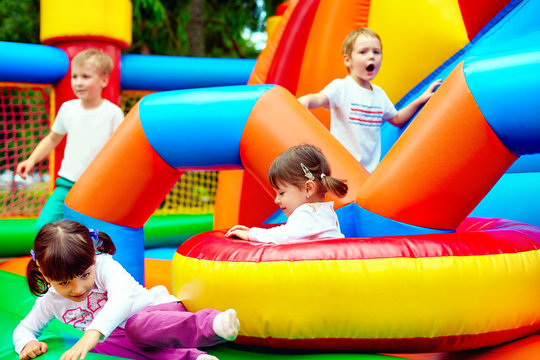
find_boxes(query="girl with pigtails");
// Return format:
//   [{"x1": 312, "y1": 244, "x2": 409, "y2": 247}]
[
  {"x1": 226, "y1": 144, "x2": 348, "y2": 244},
  {"x1": 14, "y1": 220, "x2": 239, "y2": 360}
]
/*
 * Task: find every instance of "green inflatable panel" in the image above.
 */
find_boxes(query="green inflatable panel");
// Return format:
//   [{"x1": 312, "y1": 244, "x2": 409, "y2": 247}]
[
  {"x1": 0, "y1": 270, "x2": 405, "y2": 360},
  {"x1": 207, "y1": 346, "x2": 396, "y2": 360},
  {"x1": 0, "y1": 219, "x2": 36, "y2": 257},
  {"x1": 144, "y1": 214, "x2": 213, "y2": 248},
  {"x1": 0, "y1": 214, "x2": 213, "y2": 258}
]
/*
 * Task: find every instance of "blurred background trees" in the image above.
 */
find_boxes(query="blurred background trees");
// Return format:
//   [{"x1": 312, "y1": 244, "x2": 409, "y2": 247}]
[
  {"x1": 0, "y1": 0, "x2": 40, "y2": 44},
  {"x1": 0, "y1": 0, "x2": 283, "y2": 58}
]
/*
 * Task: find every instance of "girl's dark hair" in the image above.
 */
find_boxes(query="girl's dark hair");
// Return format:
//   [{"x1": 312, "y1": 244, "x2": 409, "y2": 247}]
[
  {"x1": 268, "y1": 144, "x2": 348, "y2": 198},
  {"x1": 26, "y1": 220, "x2": 116, "y2": 297}
]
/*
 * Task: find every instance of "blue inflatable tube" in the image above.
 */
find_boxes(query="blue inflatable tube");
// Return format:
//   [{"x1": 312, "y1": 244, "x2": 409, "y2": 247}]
[
  {"x1": 464, "y1": 42, "x2": 540, "y2": 156},
  {"x1": 0, "y1": 42, "x2": 68, "y2": 84},
  {"x1": 120, "y1": 54, "x2": 256, "y2": 91},
  {"x1": 138, "y1": 85, "x2": 273, "y2": 168}
]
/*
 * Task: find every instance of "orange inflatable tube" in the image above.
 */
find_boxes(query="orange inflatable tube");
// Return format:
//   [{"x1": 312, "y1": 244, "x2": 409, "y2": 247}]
[{"x1": 357, "y1": 63, "x2": 517, "y2": 229}]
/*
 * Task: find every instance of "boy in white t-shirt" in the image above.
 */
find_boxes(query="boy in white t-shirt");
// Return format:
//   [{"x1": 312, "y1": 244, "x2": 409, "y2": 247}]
[
  {"x1": 298, "y1": 28, "x2": 441, "y2": 173},
  {"x1": 16, "y1": 48, "x2": 124, "y2": 230}
]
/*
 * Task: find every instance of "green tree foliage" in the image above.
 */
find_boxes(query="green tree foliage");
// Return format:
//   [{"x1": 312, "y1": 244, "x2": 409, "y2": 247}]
[
  {"x1": 0, "y1": 0, "x2": 284, "y2": 58},
  {"x1": 131, "y1": 0, "x2": 281, "y2": 58},
  {"x1": 0, "y1": 0, "x2": 40, "y2": 44}
]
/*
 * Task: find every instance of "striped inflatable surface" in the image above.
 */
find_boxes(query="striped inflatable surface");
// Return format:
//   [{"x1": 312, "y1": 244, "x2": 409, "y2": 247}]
[{"x1": 172, "y1": 217, "x2": 540, "y2": 352}]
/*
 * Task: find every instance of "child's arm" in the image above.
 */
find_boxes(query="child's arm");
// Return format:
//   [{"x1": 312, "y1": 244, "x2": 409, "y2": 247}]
[
  {"x1": 59, "y1": 330, "x2": 102, "y2": 360},
  {"x1": 14, "y1": 296, "x2": 55, "y2": 358},
  {"x1": 298, "y1": 93, "x2": 330, "y2": 110},
  {"x1": 85, "y1": 256, "x2": 137, "y2": 340},
  {"x1": 386, "y1": 79, "x2": 442, "y2": 127},
  {"x1": 225, "y1": 225, "x2": 250, "y2": 240},
  {"x1": 19, "y1": 340, "x2": 48, "y2": 360},
  {"x1": 16, "y1": 131, "x2": 64, "y2": 179}
]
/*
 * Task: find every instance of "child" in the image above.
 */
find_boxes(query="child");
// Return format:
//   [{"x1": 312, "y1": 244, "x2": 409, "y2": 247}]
[
  {"x1": 225, "y1": 144, "x2": 348, "y2": 244},
  {"x1": 16, "y1": 48, "x2": 125, "y2": 230},
  {"x1": 298, "y1": 27, "x2": 442, "y2": 173},
  {"x1": 13, "y1": 220, "x2": 240, "y2": 360}
]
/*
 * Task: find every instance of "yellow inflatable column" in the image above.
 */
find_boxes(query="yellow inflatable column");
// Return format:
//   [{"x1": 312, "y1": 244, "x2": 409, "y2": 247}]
[{"x1": 40, "y1": 0, "x2": 132, "y2": 49}]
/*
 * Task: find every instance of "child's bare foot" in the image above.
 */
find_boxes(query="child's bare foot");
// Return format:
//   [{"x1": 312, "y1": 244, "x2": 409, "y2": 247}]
[{"x1": 212, "y1": 309, "x2": 240, "y2": 341}]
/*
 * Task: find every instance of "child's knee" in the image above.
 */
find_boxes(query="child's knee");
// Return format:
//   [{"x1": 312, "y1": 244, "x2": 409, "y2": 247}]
[{"x1": 124, "y1": 314, "x2": 150, "y2": 345}]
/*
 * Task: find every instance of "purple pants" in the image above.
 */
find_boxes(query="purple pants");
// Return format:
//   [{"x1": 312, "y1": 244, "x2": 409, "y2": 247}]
[{"x1": 92, "y1": 302, "x2": 223, "y2": 360}]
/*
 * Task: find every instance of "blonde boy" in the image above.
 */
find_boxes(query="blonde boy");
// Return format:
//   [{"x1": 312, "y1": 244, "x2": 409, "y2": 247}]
[
  {"x1": 298, "y1": 28, "x2": 441, "y2": 173},
  {"x1": 16, "y1": 48, "x2": 124, "y2": 230}
]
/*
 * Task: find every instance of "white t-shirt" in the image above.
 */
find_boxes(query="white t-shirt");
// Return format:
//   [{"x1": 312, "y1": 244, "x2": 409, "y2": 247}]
[
  {"x1": 248, "y1": 202, "x2": 344, "y2": 244},
  {"x1": 322, "y1": 76, "x2": 397, "y2": 173},
  {"x1": 13, "y1": 254, "x2": 178, "y2": 354},
  {"x1": 51, "y1": 99, "x2": 124, "y2": 181}
]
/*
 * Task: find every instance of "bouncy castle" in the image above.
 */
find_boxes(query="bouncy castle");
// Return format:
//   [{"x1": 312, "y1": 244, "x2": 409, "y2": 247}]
[{"x1": 1, "y1": 0, "x2": 540, "y2": 359}]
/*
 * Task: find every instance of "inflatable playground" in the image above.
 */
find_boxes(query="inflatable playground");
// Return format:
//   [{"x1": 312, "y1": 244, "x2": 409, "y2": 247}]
[{"x1": 1, "y1": 0, "x2": 540, "y2": 359}]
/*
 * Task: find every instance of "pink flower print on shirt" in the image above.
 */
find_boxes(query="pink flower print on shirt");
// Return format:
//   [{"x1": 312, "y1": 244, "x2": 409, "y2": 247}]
[
  {"x1": 88, "y1": 292, "x2": 108, "y2": 312},
  {"x1": 62, "y1": 292, "x2": 108, "y2": 330},
  {"x1": 63, "y1": 308, "x2": 94, "y2": 330}
]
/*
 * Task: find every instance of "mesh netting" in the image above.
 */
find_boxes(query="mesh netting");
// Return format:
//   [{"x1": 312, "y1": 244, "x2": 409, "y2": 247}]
[
  {"x1": 121, "y1": 91, "x2": 218, "y2": 215},
  {"x1": 0, "y1": 87, "x2": 218, "y2": 219},
  {"x1": 0, "y1": 84, "x2": 51, "y2": 218},
  {"x1": 154, "y1": 171, "x2": 218, "y2": 215}
]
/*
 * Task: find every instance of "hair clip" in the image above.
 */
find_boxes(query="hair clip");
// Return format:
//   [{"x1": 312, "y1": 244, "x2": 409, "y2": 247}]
[
  {"x1": 88, "y1": 228, "x2": 99, "y2": 242},
  {"x1": 30, "y1": 249, "x2": 36, "y2": 261},
  {"x1": 300, "y1": 163, "x2": 315, "y2": 181},
  {"x1": 320, "y1": 173, "x2": 326, "y2": 179}
]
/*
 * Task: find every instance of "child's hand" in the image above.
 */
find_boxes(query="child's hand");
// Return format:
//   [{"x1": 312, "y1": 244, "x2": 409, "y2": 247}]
[
  {"x1": 225, "y1": 225, "x2": 250, "y2": 240},
  {"x1": 19, "y1": 340, "x2": 48, "y2": 360},
  {"x1": 60, "y1": 330, "x2": 101, "y2": 360},
  {"x1": 418, "y1": 79, "x2": 442, "y2": 104},
  {"x1": 298, "y1": 96, "x2": 310, "y2": 108},
  {"x1": 16, "y1": 159, "x2": 34, "y2": 180}
]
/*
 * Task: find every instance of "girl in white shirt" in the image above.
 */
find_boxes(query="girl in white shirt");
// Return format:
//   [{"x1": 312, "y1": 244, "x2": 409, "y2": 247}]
[
  {"x1": 226, "y1": 144, "x2": 348, "y2": 244},
  {"x1": 14, "y1": 220, "x2": 239, "y2": 360}
]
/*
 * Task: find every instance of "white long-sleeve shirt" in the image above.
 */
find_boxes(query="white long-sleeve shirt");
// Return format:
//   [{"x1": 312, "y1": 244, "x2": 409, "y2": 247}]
[
  {"x1": 13, "y1": 254, "x2": 177, "y2": 354},
  {"x1": 248, "y1": 202, "x2": 344, "y2": 244}
]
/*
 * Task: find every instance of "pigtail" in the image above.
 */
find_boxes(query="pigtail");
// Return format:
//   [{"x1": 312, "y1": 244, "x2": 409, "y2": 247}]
[
  {"x1": 26, "y1": 257, "x2": 49, "y2": 297},
  {"x1": 92, "y1": 230, "x2": 116, "y2": 256},
  {"x1": 321, "y1": 175, "x2": 348, "y2": 198}
]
